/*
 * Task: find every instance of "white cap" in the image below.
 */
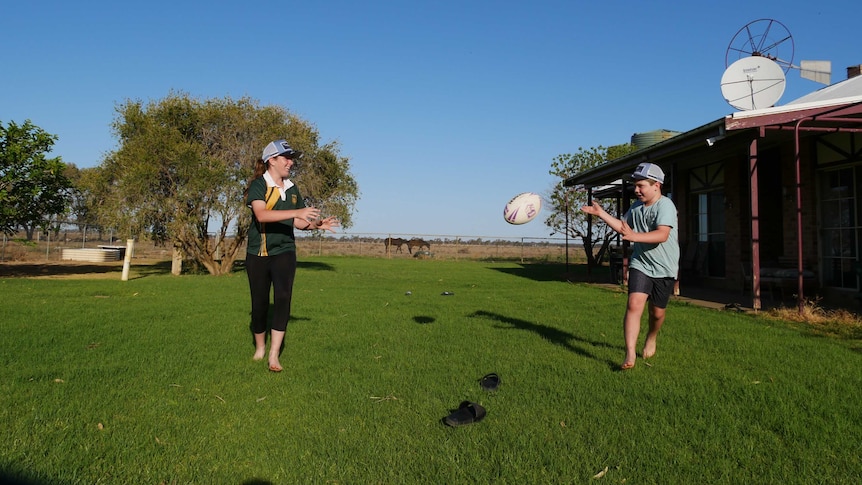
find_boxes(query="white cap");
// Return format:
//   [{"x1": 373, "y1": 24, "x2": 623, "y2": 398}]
[
  {"x1": 630, "y1": 163, "x2": 665, "y2": 183},
  {"x1": 261, "y1": 140, "x2": 302, "y2": 162}
]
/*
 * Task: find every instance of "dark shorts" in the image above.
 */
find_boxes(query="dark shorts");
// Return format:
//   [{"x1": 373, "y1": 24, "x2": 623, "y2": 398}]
[{"x1": 628, "y1": 268, "x2": 675, "y2": 309}]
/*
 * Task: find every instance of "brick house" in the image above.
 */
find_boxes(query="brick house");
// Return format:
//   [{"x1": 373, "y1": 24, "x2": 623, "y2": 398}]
[{"x1": 564, "y1": 67, "x2": 862, "y2": 311}]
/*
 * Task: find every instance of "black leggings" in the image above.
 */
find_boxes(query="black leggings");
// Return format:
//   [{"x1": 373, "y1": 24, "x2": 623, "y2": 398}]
[{"x1": 246, "y1": 251, "x2": 297, "y2": 333}]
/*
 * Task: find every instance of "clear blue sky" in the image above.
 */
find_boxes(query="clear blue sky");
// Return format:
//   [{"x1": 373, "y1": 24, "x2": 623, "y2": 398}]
[{"x1": 2, "y1": 1, "x2": 858, "y2": 240}]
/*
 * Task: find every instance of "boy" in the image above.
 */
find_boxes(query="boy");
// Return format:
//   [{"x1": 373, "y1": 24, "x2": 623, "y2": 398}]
[{"x1": 581, "y1": 163, "x2": 679, "y2": 370}]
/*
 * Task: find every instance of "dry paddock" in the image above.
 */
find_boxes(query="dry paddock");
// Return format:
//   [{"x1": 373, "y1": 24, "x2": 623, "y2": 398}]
[{"x1": 1, "y1": 234, "x2": 586, "y2": 264}]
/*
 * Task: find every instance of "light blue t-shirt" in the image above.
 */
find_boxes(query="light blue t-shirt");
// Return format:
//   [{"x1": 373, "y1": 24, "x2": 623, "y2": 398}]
[{"x1": 625, "y1": 196, "x2": 679, "y2": 279}]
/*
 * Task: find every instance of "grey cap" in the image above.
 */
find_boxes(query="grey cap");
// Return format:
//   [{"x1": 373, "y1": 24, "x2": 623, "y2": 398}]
[
  {"x1": 261, "y1": 140, "x2": 303, "y2": 162},
  {"x1": 630, "y1": 163, "x2": 665, "y2": 183}
]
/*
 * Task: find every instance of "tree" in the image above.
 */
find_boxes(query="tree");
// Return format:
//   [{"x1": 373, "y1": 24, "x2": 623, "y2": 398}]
[
  {"x1": 0, "y1": 120, "x2": 72, "y2": 238},
  {"x1": 64, "y1": 164, "x2": 105, "y2": 238},
  {"x1": 546, "y1": 144, "x2": 637, "y2": 266},
  {"x1": 87, "y1": 92, "x2": 358, "y2": 275}
]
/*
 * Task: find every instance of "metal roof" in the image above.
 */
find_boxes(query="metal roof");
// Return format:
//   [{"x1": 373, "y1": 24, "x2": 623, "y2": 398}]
[{"x1": 786, "y1": 73, "x2": 862, "y2": 105}]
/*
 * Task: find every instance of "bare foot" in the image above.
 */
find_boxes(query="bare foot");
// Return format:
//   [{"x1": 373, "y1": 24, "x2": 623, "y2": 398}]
[
  {"x1": 268, "y1": 353, "x2": 282, "y2": 372},
  {"x1": 253, "y1": 348, "x2": 265, "y2": 361},
  {"x1": 621, "y1": 351, "x2": 636, "y2": 370},
  {"x1": 642, "y1": 337, "x2": 657, "y2": 359}
]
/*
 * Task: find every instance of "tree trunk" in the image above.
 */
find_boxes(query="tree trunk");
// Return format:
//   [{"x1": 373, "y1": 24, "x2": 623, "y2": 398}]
[
  {"x1": 172, "y1": 246, "x2": 183, "y2": 276},
  {"x1": 581, "y1": 234, "x2": 613, "y2": 268}
]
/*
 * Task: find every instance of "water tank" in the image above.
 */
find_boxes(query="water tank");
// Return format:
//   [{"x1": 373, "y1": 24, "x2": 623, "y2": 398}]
[{"x1": 631, "y1": 129, "x2": 681, "y2": 150}]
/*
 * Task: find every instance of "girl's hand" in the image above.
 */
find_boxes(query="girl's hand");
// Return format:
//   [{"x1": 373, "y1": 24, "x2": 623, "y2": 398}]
[
  {"x1": 313, "y1": 217, "x2": 340, "y2": 233},
  {"x1": 297, "y1": 207, "x2": 321, "y2": 222}
]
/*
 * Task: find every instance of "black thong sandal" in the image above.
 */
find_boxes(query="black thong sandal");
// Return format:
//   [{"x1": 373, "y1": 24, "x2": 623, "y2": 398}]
[
  {"x1": 479, "y1": 373, "x2": 500, "y2": 391},
  {"x1": 443, "y1": 401, "x2": 486, "y2": 427}
]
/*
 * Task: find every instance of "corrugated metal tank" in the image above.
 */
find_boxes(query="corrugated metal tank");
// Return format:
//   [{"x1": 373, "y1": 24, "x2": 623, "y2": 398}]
[{"x1": 631, "y1": 129, "x2": 681, "y2": 150}]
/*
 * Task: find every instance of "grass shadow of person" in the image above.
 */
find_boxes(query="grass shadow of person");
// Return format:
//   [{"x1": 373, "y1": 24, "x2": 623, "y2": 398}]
[
  {"x1": 297, "y1": 260, "x2": 336, "y2": 271},
  {"x1": 488, "y1": 262, "x2": 612, "y2": 285},
  {"x1": 468, "y1": 310, "x2": 617, "y2": 368}
]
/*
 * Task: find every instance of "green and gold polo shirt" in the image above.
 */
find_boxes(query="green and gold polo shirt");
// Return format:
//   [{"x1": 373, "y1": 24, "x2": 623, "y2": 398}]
[{"x1": 245, "y1": 175, "x2": 306, "y2": 256}]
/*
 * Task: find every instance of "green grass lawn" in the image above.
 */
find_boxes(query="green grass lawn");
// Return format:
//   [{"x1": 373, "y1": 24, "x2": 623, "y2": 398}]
[{"x1": 1, "y1": 257, "x2": 860, "y2": 484}]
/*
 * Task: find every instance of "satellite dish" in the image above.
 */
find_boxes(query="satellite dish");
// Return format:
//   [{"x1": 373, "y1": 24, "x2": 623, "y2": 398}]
[
  {"x1": 720, "y1": 56, "x2": 786, "y2": 110},
  {"x1": 725, "y1": 19, "x2": 831, "y2": 86},
  {"x1": 726, "y1": 19, "x2": 794, "y2": 72}
]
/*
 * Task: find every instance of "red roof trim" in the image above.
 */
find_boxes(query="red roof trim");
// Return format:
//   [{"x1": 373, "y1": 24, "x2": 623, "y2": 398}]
[{"x1": 725, "y1": 100, "x2": 862, "y2": 131}]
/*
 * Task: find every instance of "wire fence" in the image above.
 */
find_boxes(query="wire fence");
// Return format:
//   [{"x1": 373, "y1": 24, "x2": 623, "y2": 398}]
[{"x1": 295, "y1": 233, "x2": 585, "y2": 263}]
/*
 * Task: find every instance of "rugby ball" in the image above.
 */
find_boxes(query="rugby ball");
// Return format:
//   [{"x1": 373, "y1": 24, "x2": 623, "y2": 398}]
[{"x1": 503, "y1": 192, "x2": 542, "y2": 225}]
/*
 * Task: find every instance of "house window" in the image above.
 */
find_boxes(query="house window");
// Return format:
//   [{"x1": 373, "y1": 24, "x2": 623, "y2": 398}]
[
  {"x1": 819, "y1": 168, "x2": 857, "y2": 289},
  {"x1": 688, "y1": 163, "x2": 726, "y2": 277}
]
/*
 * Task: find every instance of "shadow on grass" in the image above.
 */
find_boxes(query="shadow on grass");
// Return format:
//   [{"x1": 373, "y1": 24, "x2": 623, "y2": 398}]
[
  {"x1": 0, "y1": 259, "x2": 336, "y2": 279},
  {"x1": 0, "y1": 260, "x2": 180, "y2": 279},
  {"x1": 489, "y1": 262, "x2": 607, "y2": 283},
  {"x1": 0, "y1": 262, "x2": 124, "y2": 278},
  {"x1": 297, "y1": 260, "x2": 336, "y2": 271},
  {"x1": 176, "y1": 259, "x2": 335, "y2": 275},
  {"x1": 0, "y1": 467, "x2": 274, "y2": 485},
  {"x1": 468, "y1": 310, "x2": 618, "y2": 368},
  {"x1": 0, "y1": 468, "x2": 67, "y2": 485}
]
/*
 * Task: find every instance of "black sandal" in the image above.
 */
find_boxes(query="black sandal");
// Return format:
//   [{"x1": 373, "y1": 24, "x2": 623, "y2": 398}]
[
  {"x1": 479, "y1": 373, "x2": 500, "y2": 391},
  {"x1": 443, "y1": 401, "x2": 486, "y2": 427}
]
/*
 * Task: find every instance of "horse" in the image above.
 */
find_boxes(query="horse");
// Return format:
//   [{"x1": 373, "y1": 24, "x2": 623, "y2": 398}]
[
  {"x1": 384, "y1": 237, "x2": 406, "y2": 254},
  {"x1": 406, "y1": 238, "x2": 431, "y2": 254}
]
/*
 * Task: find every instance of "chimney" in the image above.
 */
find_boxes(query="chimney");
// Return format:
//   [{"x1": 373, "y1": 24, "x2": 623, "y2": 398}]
[{"x1": 848, "y1": 65, "x2": 862, "y2": 79}]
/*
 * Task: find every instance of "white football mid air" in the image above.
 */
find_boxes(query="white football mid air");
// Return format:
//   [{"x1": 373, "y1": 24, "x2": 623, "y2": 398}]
[{"x1": 503, "y1": 192, "x2": 542, "y2": 225}]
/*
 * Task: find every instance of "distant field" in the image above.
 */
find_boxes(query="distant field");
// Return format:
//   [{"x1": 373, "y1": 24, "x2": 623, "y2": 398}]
[{"x1": 2, "y1": 232, "x2": 586, "y2": 264}]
